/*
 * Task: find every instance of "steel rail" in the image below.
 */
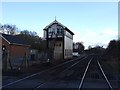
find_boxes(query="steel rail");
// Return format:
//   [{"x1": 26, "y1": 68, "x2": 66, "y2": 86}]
[
  {"x1": 97, "y1": 59, "x2": 113, "y2": 90},
  {"x1": 78, "y1": 57, "x2": 93, "y2": 90}
]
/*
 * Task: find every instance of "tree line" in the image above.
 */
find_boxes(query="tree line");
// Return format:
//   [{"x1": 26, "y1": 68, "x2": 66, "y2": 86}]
[
  {"x1": 0, "y1": 24, "x2": 46, "y2": 52},
  {"x1": 105, "y1": 39, "x2": 119, "y2": 59},
  {"x1": 1, "y1": 23, "x2": 119, "y2": 59}
]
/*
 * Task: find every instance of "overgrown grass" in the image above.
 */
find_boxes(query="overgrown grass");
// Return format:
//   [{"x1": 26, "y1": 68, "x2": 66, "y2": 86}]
[{"x1": 101, "y1": 57, "x2": 119, "y2": 75}]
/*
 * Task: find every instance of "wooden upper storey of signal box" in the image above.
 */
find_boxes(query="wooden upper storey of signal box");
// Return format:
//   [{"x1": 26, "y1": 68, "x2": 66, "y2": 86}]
[{"x1": 43, "y1": 20, "x2": 74, "y2": 39}]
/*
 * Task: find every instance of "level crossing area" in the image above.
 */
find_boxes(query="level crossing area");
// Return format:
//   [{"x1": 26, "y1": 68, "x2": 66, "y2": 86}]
[{"x1": 2, "y1": 54, "x2": 118, "y2": 90}]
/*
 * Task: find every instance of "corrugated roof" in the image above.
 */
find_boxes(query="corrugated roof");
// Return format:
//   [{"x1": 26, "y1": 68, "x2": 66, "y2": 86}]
[{"x1": 1, "y1": 34, "x2": 30, "y2": 46}]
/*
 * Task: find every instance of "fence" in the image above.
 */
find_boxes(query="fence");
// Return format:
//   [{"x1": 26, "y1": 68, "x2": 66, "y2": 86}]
[{"x1": 2, "y1": 51, "x2": 29, "y2": 71}]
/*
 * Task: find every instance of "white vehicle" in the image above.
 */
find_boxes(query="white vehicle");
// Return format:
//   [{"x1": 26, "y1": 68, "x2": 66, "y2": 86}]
[{"x1": 73, "y1": 52, "x2": 80, "y2": 57}]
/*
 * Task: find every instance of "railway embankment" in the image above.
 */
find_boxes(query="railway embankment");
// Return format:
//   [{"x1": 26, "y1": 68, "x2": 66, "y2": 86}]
[{"x1": 100, "y1": 57, "x2": 119, "y2": 78}]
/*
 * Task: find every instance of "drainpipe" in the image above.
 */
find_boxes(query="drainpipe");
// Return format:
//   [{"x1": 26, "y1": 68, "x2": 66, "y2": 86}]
[
  {"x1": 25, "y1": 52, "x2": 28, "y2": 69},
  {"x1": 6, "y1": 50, "x2": 10, "y2": 71}
]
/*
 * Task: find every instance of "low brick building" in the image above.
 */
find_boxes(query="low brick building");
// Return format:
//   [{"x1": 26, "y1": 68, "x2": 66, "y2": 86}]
[{"x1": 1, "y1": 34, "x2": 30, "y2": 70}]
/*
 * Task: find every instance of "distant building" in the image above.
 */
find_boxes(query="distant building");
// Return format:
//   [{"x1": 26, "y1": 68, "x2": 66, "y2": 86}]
[
  {"x1": 0, "y1": 24, "x2": 3, "y2": 33},
  {"x1": 1, "y1": 34, "x2": 30, "y2": 70},
  {"x1": 30, "y1": 49, "x2": 38, "y2": 61},
  {"x1": 73, "y1": 42, "x2": 84, "y2": 54},
  {"x1": 43, "y1": 20, "x2": 74, "y2": 61},
  {"x1": 73, "y1": 43, "x2": 79, "y2": 50}
]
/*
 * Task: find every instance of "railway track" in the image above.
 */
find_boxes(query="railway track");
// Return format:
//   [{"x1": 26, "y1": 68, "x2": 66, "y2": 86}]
[
  {"x1": 2, "y1": 54, "x2": 115, "y2": 90},
  {"x1": 78, "y1": 55, "x2": 113, "y2": 90},
  {"x1": 33, "y1": 55, "x2": 93, "y2": 89},
  {"x1": 33, "y1": 55, "x2": 91, "y2": 90}
]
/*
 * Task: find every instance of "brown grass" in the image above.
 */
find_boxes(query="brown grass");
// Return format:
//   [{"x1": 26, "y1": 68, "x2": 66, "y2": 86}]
[{"x1": 101, "y1": 57, "x2": 119, "y2": 75}]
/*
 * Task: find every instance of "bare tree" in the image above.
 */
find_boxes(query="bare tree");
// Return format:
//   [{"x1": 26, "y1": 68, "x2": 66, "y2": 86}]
[
  {"x1": 73, "y1": 42, "x2": 85, "y2": 54},
  {"x1": 88, "y1": 45, "x2": 92, "y2": 50},
  {"x1": 0, "y1": 23, "x2": 4, "y2": 33},
  {"x1": 1, "y1": 24, "x2": 18, "y2": 35}
]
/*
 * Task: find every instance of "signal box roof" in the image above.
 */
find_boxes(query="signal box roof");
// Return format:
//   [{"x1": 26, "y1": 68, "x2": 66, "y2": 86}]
[{"x1": 43, "y1": 20, "x2": 74, "y2": 35}]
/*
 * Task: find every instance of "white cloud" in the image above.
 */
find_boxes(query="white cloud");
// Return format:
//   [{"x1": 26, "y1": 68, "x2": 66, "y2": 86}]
[
  {"x1": 73, "y1": 28, "x2": 118, "y2": 49},
  {"x1": 84, "y1": 28, "x2": 97, "y2": 37},
  {"x1": 101, "y1": 28, "x2": 117, "y2": 36}
]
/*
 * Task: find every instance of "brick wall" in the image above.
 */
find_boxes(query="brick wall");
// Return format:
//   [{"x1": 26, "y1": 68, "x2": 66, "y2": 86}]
[
  {"x1": 10, "y1": 44, "x2": 29, "y2": 57},
  {"x1": 2, "y1": 39, "x2": 30, "y2": 59}
]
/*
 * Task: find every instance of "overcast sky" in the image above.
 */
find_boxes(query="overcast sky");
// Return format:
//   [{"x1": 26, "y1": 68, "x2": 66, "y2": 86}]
[{"x1": 1, "y1": 2, "x2": 118, "y2": 49}]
